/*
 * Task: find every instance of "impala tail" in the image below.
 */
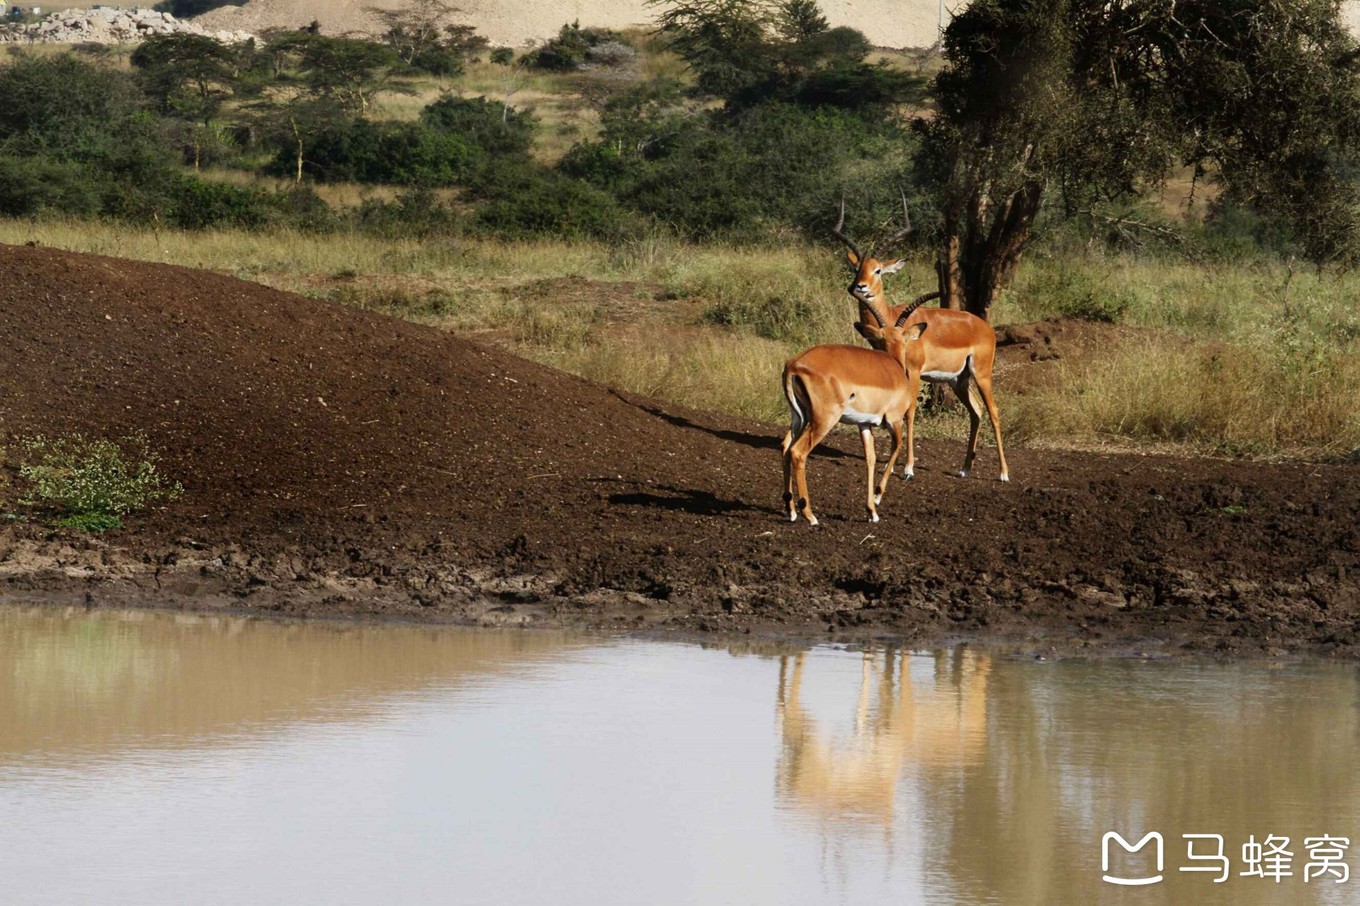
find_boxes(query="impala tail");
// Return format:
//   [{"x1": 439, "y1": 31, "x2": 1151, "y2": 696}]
[{"x1": 782, "y1": 367, "x2": 809, "y2": 452}]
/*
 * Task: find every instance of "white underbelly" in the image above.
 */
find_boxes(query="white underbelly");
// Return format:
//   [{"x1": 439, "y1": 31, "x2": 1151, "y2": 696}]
[
  {"x1": 921, "y1": 355, "x2": 972, "y2": 387},
  {"x1": 920, "y1": 368, "x2": 964, "y2": 386},
  {"x1": 839, "y1": 406, "x2": 883, "y2": 427}
]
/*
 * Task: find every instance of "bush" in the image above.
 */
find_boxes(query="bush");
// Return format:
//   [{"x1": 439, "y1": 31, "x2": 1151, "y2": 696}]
[
  {"x1": 164, "y1": 175, "x2": 276, "y2": 229},
  {"x1": 420, "y1": 95, "x2": 537, "y2": 158},
  {"x1": 564, "y1": 102, "x2": 919, "y2": 242},
  {"x1": 353, "y1": 188, "x2": 459, "y2": 238},
  {"x1": 525, "y1": 21, "x2": 634, "y2": 71},
  {"x1": 466, "y1": 159, "x2": 635, "y2": 240},
  {"x1": 0, "y1": 157, "x2": 102, "y2": 218},
  {"x1": 270, "y1": 118, "x2": 480, "y2": 185},
  {"x1": 0, "y1": 54, "x2": 168, "y2": 175},
  {"x1": 18, "y1": 433, "x2": 183, "y2": 531},
  {"x1": 1026, "y1": 267, "x2": 1131, "y2": 323}
]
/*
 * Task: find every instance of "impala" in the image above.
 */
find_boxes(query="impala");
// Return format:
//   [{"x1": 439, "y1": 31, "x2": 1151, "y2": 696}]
[
  {"x1": 832, "y1": 201, "x2": 1010, "y2": 482},
  {"x1": 781, "y1": 309, "x2": 927, "y2": 525}
]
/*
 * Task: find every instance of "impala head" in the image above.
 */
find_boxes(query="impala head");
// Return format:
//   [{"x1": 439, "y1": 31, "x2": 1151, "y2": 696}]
[
  {"x1": 845, "y1": 250, "x2": 906, "y2": 310},
  {"x1": 853, "y1": 308, "x2": 927, "y2": 364},
  {"x1": 832, "y1": 194, "x2": 913, "y2": 322}
]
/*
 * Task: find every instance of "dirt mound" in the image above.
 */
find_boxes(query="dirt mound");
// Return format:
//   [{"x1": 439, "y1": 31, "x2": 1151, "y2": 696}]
[
  {"x1": 195, "y1": 0, "x2": 942, "y2": 49},
  {"x1": 2, "y1": 243, "x2": 1359, "y2": 655}
]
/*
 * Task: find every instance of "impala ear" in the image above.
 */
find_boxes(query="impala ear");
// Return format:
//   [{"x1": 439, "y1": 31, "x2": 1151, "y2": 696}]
[
  {"x1": 855, "y1": 321, "x2": 883, "y2": 342},
  {"x1": 906, "y1": 322, "x2": 928, "y2": 340},
  {"x1": 845, "y1": 249, "x2": 861, "y2": 269},
  {"x1": 881, "y1": 259, "x2": 907, "y2": 275}
]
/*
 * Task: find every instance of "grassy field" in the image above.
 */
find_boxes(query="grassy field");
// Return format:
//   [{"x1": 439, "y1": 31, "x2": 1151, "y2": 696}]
[
  {"x1": 2, "y1": 32, "x2": 1355, "y2": 462},
  {"x1": 4, "y1": 218, "x2": 1357, "y2": 460}
]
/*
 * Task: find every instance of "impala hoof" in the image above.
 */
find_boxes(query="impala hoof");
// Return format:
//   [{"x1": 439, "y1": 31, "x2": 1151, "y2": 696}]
[
  {"x1": 999, "y1": 473, "x2": 1010, "y2": 483},
  {"x1": 873, "y1": 494, "x2": 882, "y2": 506},
  {"x1": 868, "y1": 512, "x2": 879, "y2": 523},
  {"x1": 789, "y1": 512, "x2": 798, "y2": 522},
  {"x1": 808, "y1": 515, "x2": 819, "y2": 527},
  {"x1": 902, "y1": 468, "x2": 914, "y2": 480},
  {"x1": 958, "y1": 469, "x2": 970, "y2": 479}
]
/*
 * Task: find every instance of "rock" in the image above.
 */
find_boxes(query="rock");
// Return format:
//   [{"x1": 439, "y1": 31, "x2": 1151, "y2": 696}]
[{"x1": 0, "y1": 7, "x2": 254, "y2": 44}]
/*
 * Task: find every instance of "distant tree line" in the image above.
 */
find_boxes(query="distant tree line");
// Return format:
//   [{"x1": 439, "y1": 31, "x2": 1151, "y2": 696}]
[{"x1": 3, "y1": 0, "x2": 1358, "y2": 297}]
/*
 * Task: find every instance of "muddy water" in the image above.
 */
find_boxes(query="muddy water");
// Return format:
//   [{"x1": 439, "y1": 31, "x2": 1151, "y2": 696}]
[{"x1": 2, "y1": 607, "x2": 1358, "y2": 906}]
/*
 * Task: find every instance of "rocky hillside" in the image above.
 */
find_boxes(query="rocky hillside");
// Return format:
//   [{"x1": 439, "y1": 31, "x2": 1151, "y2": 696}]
[
  {"x1": 0, "y1": 6, "x2": 252, "y2": 44},
  {"x1": 196, "y1": 0, "x2": 943, "y2": 48}
]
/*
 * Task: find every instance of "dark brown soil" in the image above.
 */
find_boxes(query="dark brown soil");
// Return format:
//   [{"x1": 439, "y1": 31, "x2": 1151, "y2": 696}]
[{"x1": 3, "y1": 243, "x2": 1358, "y2": 656}]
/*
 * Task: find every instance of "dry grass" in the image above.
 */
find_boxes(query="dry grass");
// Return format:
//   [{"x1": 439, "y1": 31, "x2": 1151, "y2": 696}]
[{"x1": 4, "y1": 218, "x2": 1357, "y2": 458}]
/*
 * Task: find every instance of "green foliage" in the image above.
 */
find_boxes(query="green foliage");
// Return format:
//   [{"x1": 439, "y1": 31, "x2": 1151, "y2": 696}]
[
  {"x1": 368, "y1": 0, "x2": 488, "y2": 76},
  {"x1": 162, "y1": 175, "x2": 276, "y2": 229},
  {"x1": 1025, "y1": 267, "x2": 1130, "y2": 323},
  {"x1": 354, "y1": 188, "x2": 459, "y2": 237},
  {"x1": 921, "y1": 0, "x2": 1360, "y2": 317},
  {"x1": 490, "y1": 47, "x2": 515, "y2": 66},
  {"x1": 265, "y1": 32, "x2": 407, "y2": 115},
  {"x1": 268, "y1": 117, "x2": 479, "y2": 185},
  {"x1": 525, "y1": 21, "x2": 635, "y2": 71},
  {"x1": 419, "y1": 95, "x2": 537, "y2": 158},
  {"x1": 0, "y1": 54, "x2": 165, "y2": 170},
  {"x1": 562, "y1": 101, "x2": 919, "y2": 241},
  {"x1": 54, "y1": 512, "x2": 124, "y2": 533},
  {"x1": 466, "y1": 159, "x2": 634, "y2": 239},
  {"x1": 651, "y1": 0, "x2": 916, "y2": 110},
  {"x1": 131, "y1": 33, "x2": 240, "y2": 126},
  {"x1": 0, "y1": 157, "x2": 102, "y2": 218},
  {"x1": 17, "y1": 434, "x2": 183, "y2": 531}
]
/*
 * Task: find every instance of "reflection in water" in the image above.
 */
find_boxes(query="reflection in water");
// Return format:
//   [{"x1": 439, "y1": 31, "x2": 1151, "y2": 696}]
[
  {"x1": 2, "y1": 607, "x2": 1359, "y2": 906},
  {"x1": 776, "y1": 649, "x2": 989, "y2": 825},
  {"x1": 0, "y1": 605, "x2": 581, "y2": 764}
]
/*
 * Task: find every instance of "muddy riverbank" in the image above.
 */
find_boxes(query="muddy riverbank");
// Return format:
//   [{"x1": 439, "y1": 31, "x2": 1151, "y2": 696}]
[{"x1": 3, "y1": 244, "x2": 1358, "y2": 656}]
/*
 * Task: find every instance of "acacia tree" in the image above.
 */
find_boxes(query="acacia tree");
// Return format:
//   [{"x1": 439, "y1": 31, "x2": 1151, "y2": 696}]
[
  {"x1": 366, "y1": 0, "x2": 486, "y2": 75},
  {"x1": 131, "y1": 33, "x2": 241, "y2": 170},
  {"x1": 919, "y1": 0, "x2": 1360, "y2": 318}
]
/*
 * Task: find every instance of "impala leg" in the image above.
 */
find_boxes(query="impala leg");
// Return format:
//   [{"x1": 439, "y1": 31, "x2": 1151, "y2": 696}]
[
  {"x1": 954, "y1": 372, "x2": 982, "y2": 479},
  {"x1": 789, "y1": 412, "x2": 837, "y2": 527},
  {"x1": 860, "y1": 426, "x2": 879, "y2": 522},
  {"x1": 902, "y1": 372, "x2": 921, "y2": 479},
  {"x1": 975, "y1": 372, "x2": 1009, "y2": 482},
  {"x1": 877, "y1": 416, "x2": 903, "y2": 504},
  {"x1": 781, "y1": 430, "x2": 797, "y2": 521}
]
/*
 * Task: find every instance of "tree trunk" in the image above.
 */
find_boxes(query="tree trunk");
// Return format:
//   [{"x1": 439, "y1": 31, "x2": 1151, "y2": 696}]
[
  {"x1": 938, "y1": 179, "x2": 1043, "y2": 320},
  {"x1": 291, "y1": 116, "x2": 305, "y2": 186}
]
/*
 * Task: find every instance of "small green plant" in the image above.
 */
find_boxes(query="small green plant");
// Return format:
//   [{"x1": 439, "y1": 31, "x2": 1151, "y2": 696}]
[{"x1": 17, "y1": 433, "x2": 183, "y2": 531}]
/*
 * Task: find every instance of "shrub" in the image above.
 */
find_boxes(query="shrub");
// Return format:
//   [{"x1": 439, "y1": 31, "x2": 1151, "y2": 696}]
[
  {"x1": 0, "y1": 157, "x2": 102, "y2": 218},
  {"x1": 270, "y1": 118, "x2": 480, "y2": 185},
  {"x1": 353, "y1": 188, "x2": 459, "y2": 238},
  {"x1": 420, "y1": 95, "x2": 537, "y2": 158},
  {"x1": 525, "y1": 21, "x2": 633, "y2": 71},
  {"x1": 1026, "y1": 267, "x2": 1131, "y2": 323},
  {"x1": 164, "y1": 175, "x2": 276, "y2": 229},
  {"x1": 564, "y1": 102, "x2": 919, "y2": 242},
  {"x1": 466, "y1": 159, "x2": 635, "y2": 239},
  {"x1": 17, "y1": 433, "x2": 183, "y2": 531}
]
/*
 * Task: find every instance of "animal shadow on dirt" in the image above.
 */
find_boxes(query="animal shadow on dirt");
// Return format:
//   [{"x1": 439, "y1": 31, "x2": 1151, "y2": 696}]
[
  {"x1": 604, "y1": 481, "x2": 777, "y2": 517},
  {"x1": 610, "y1": 391, "x2": 853, "y2": 461}
]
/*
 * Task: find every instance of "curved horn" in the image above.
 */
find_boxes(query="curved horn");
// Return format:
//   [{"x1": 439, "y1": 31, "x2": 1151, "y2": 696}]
[
  {"x1": 864, "y1": 302, "x2": 885, "y2": 329},
  {"x1": 875, "y1": 188, "x2": 914, "y2": 257},
  {"x1": 895, "y1": 290, "x2": 940, "y2": 327},
  {"x1": 831, "y1": 196, "x2": 863, "y2": 262}
]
